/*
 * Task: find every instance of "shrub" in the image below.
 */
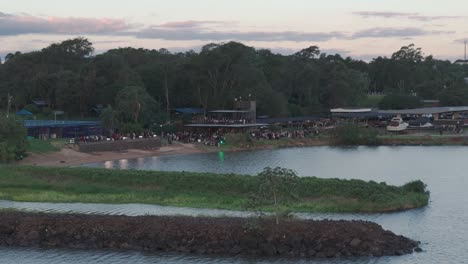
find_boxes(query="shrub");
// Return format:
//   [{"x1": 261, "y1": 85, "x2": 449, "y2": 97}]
[
  {"x1": 379, "y1": 94, "x2": 422, "y2": 110},
  {"x1": 335, "y1": 124, "x2": 381, "y2": 145},
  {"x1": 403, "y1": 180, "x2": 427, "y2": 194}
]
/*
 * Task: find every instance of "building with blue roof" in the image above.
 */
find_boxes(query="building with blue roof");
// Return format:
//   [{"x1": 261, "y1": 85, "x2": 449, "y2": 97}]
[
  {"x1": 16, "y1": 109, "x2": 33, "y2": 116},
  {"x1": 174, "y1": 108, "x2": 205, "y2": 115},
  {"x1": 23, "y1": 120, "x2": 102, "y2": 139}
]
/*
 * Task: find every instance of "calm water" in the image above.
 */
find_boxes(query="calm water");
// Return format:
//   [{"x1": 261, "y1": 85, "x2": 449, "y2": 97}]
[{"x1": 2, "y1": 146, "x2": 468, "y2": 263}]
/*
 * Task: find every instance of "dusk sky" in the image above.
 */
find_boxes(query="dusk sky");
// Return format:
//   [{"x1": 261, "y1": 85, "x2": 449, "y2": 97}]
[{"x1": 1, "y1": 0, "x2": 467, "y2": 61}]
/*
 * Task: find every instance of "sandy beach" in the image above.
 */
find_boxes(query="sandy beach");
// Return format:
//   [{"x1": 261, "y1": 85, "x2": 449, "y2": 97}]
[{"x1": 19, "y1": 143, "x2": 206, "y2": 167}]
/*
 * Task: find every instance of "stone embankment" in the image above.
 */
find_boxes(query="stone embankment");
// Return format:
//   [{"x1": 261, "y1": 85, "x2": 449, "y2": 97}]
[{"x1": 0, "y1": 212, "x2": 420, "y2": 258}]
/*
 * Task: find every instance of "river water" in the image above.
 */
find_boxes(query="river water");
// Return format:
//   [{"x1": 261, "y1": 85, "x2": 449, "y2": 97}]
[{"x1": 2, "y1": 146, "x2": 468, "y2": 263}]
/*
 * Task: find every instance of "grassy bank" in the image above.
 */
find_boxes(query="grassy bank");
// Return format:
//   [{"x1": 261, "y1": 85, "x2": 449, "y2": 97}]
[
  {"x1": 203, "y1": 133, "x2": 468, "y2": 152},
  {"x1": 379, "y1": 134, "x2": 468, "y2": 145},
  {"x1": 0, "y1": 166, "x2": 429, "y2": 213},
  {"x1": 197, "y1": 134, "x2": 331, "y2": 152},
  {"x1": 26, "y1": 139, "x2": 68, "y2": 153}
]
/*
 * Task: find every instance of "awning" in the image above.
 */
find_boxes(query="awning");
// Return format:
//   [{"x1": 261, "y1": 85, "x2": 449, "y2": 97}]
[{"x1": 16, "y1": 109, "x2": 33, "y2": 116}]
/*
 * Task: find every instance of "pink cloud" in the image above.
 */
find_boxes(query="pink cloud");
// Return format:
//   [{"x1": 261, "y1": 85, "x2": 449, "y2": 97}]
[
  {"x1": 0, "y1": 12, "x2": 131, "y2": 35},
  {"x1": 159, "y1": 20, "x2": 227, "y2": 28}
]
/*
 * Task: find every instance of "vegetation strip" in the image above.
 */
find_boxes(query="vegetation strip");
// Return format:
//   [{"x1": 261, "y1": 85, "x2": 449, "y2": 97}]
[
  {"x1": 0, "y1": 166, "x2": 429, "y2": 213},
  {"x1": 0, "y1": 212, "x2": 420, "y2": 258}
]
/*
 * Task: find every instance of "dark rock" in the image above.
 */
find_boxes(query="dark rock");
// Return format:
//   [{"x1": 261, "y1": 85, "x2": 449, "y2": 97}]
[
  {"x1": 0, "y1": 212, "x2": 419, "y2": 259},
  {"x1": 316, "y1": 252, "x2": 327, "y2": 258},
  {"x1": 229, "y1": 245, "x2": 242, "y2": 255},
  {"x1": 350, "y1": 238, "x2": 362, "y2": 247},
  {"x1": 307, "y1": 249, "x2": 316, "y2": 257},
  {"x1": 259, "y1": 242, "x2": 276, "y2": 256}
]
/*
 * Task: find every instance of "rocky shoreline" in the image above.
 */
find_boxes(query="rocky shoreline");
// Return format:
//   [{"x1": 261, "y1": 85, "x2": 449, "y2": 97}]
[{"x1": 0, "y1": 212, "x2": 420, "y2": 258}]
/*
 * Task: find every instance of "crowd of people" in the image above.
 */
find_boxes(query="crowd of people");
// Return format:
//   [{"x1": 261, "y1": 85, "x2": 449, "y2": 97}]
[
  {"x1": 165, "y1": 131, "x2": 226, "y2": 146},
  {"x1": 74, "y1": 130, "x2": 157, "y2": 144},
  {"x1": 250, "y1": 128, "x2": 319, "y2": 140},
  {"x1": 195, "y1": 118, "x2": 253, "y2": 125}
]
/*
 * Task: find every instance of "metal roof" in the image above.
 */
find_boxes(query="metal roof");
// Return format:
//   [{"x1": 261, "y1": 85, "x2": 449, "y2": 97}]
[
  {"x1": 257, "y1": 116, "x2": 322, "y2": 124},
  {"x1": 209, "y1": 110, "x2": 251, "y2": 113},
  {"x1": 379, "y1": 106, "x2": 468, "y2": 115},
  {"x1": 330, "y1": 108, "x2": 373, "y2": 113},
  {"x1": 332, "y1": 112, "x2": 392, "y2": 118},
  {"x1": 24, "y1": 120, "x2": 101, "y2": 128},
  {"x1": 32, "y1": 100, "x2": 47, "y2": 106},
  {"x1": 185, "y1": 123, "x2": 267, "y2": 128},
  {"x1": 175, "y1": 108, "x2": 205, "y2": 114},
  {"x1": 16, "y1": 109, "x2": 33, "y2": 115}
]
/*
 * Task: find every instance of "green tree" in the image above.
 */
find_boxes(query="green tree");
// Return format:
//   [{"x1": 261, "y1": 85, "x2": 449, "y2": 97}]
[
  {"x1": 391, "y1": 44, "x2": 423, "y2": 63},
  {"x1": 438, "y1": 80, "x2": 468, "y2": 106},
  {"x1": 100, "y1": 105, "x2": 120, "y2": 132},
  {"x1": 379, "y1": 94, "x2": 423, "y2": 109},
  {"x1": 115, "y1": 85, "x2": 159, "y2": 125},
  {"x1": 0, "y1": 116, "x2": 27, "y2": 162},
  {"x1": 250, "y1": 167, "x2": 300, "y2": 224}
]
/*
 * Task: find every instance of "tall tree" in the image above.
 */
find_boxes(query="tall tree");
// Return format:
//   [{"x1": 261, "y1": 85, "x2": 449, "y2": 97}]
[{"x1": 115, "y1": 85, "x2": 159, "y2": 124}]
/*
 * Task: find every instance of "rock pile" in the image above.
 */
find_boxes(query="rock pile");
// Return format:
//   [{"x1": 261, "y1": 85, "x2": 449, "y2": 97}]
[{"x1": 0, "y1": 212, "x2": 420, "y2": 258}]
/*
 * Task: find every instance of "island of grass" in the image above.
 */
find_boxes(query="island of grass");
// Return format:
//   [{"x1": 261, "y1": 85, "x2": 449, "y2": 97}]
[{"x1": 0, "y1": 166, "x2": 429, "y2": 213}]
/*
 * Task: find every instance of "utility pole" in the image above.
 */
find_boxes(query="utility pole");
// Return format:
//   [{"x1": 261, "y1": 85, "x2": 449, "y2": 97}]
[
  {"x1": 465, "y1": 40, "x2": 467, "y2": 61},
  {"x1": 6, "y1": 93, "x2": 12, "y2": 118}
]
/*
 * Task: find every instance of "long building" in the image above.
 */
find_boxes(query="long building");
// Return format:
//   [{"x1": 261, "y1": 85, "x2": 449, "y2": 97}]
[
  {"x1": 332, "y1": 107, "x2": 468, "y2": 120},
  {"x1": 24, "y1": 120, "x2": 102, "y2": 139}
]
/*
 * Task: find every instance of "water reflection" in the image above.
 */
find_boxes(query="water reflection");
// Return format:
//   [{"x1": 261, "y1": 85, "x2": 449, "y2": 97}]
[
  {"x1": 137, "y1": 157, "x2": 145, "y2": 167},
  {"x1": 104, "y1": 161, "x2": 113, "y2": 169},
  {"x1": 0, "y1": 247, "x2": 387, "y2": 264},
  {"x1": 12, "y1": 146, "x2": 468, "y2": 263},
  {"x1": 118, "y1": 159, "x2": 128, "y2": 170}
]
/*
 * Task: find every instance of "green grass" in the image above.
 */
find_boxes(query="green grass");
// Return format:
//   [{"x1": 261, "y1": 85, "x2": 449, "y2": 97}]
[
  {"x1": 378, "y1": 134, "x2": 468, "y2": 145},
  {"x1": 26, "y1": 139, "x2": 67, "y2": 153},
  {"x1": 0, "y1": 166, "x2": 429, "y2": 213}
]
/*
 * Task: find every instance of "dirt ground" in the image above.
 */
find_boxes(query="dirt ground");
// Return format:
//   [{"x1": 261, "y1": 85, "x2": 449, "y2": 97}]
[{"x1": 19, "y1": 143, "x2": 206, "y2": 167}]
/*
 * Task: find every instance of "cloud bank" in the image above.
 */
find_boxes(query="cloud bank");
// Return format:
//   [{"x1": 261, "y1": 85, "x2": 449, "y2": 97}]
[
  {"x1": 353, "y1": 11, "x2": 465, "y2": 21},
  {"x1": 134, "y1": 27, "x2": 346, "y2": 42},
  {"x1": 0, "y1": 12, "x2": 457, "y2": 43},
  {"x1": 351, "y1": 27, "x2": 455, "y2": 39},
  {"x1": 0, "y1": 12, "x2": 131, "y2": 36}
]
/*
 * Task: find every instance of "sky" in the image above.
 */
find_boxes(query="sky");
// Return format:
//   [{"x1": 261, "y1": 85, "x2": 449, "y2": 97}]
[{"x1": 0, "y1": 0, "x2": 467, "y2": 61}]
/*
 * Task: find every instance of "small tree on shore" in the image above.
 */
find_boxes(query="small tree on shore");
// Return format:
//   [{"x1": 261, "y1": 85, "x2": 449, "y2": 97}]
[
  {"x1": 249, "y1": 167, "x2": 300, "y2": 224},
  {"x1": 0, "y1": 116, "x2": 27, "y2": 162}
]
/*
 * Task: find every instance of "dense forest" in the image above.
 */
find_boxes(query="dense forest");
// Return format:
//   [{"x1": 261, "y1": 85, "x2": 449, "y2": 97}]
[{"x1": 1, "y1": 38, "x2": 468, "y2": 128}]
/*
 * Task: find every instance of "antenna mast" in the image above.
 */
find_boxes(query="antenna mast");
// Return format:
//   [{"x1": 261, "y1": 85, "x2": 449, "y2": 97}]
[{"x1": 465, "y1": 40, "x2": 467, "y2": 61}]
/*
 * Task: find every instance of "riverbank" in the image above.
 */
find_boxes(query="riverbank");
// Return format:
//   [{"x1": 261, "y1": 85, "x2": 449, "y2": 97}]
[
  {"x1": 0, "y1": 212, "x2": 420, "y2": 258},
  {"x1": 19, "y1": 143, "x2": 206, "y2": 167},
  {"x1": 0, "y1": 166, "x2": 429, "y2": 213},
  {"x1": 379, "y1": 134, "x2": 468, "y2": 145},
  {"x1": 201, "y1": 134, "x2": 468, "y2": 154},
  {"x1": 19, "y1": 134, "x2": 468, "y2": 167}
]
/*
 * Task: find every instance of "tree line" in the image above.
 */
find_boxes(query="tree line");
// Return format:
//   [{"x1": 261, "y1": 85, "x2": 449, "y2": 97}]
[{"x1": 1, "y1": 38, "x2": 468, "y2": 129}]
